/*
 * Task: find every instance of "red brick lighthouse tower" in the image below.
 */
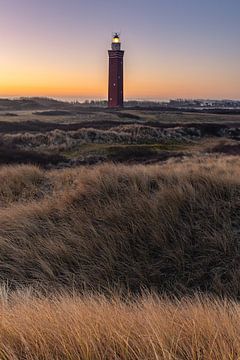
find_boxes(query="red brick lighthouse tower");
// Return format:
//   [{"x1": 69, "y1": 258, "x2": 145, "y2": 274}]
[{"x1": 108, "y1": 33, "x2": 124, "y2": 108}]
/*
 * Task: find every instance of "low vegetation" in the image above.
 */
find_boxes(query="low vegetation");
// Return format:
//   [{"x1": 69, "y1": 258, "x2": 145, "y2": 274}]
[
  {"x1": 0, "y1": 110, "x2": 239, "y2": 168},
  {"x1": 0, "y1": 103, "x2": 239, "y2": 358},
  {"x1": 0, "y1": 292, "x2": 239, "y2": 359},
  {"x1": 0, "y1": 156, "x2": 239, "y2": 297}
]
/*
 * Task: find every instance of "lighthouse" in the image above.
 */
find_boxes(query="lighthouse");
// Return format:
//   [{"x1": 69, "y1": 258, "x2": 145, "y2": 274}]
[{"x1": 108, "y1": 33, "x2": 124, "y2": 108}]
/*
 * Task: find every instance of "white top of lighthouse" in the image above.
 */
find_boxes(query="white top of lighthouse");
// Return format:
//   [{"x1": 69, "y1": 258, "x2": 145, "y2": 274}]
[{"x1": 111, "y1": 33, "x2": 121, "y2": 51}]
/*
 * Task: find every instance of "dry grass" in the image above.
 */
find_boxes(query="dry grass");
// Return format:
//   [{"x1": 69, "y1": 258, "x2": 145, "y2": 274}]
[
  {"x1": 0, "y1": 155, "x2": 239, "y2": 296},
  {"x1": 1, "y1": 108, "x2": 240, "y2": 124},
  {"x1": 1, "y1": 125, "x2": 192, "y2": 152},
  {"x1": 0, "y1": 156, "x2": 239, "y2": 358},
  {"x1": 0, "y1": 291, "x2": 239, "y2": 359},
  {"x1": 0, "y1": 165, "x2": 46, "y2": 206},
  {"x1": 1, "y1": 106, "x2": 240, "y2": 358}
]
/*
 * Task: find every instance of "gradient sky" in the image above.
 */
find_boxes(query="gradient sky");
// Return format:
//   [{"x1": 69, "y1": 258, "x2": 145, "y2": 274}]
[{"x1": 0, "y1": 0, "x2": 240, "y2": 100}]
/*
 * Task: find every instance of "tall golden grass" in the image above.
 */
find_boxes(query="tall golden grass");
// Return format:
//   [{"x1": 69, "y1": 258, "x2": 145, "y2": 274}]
[
  {"x1": 0, "y1": 291, "x2": 239, "y2": 359},
  {"x1": 0, "y1": 155, "x2": 239, "y2": 358},
  {"x1": 0, "y1": 155, "x2": 239, "y2": 296}
]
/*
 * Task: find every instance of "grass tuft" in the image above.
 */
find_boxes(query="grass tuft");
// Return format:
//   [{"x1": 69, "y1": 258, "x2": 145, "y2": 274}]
[{"x1": 0, "y1": 156, "x2": 239, "y2": 296}]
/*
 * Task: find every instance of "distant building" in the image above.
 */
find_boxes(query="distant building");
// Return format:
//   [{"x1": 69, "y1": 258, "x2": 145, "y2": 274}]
[{"x1": 108, "y1": 33, "x2": 124, "y2": 108}]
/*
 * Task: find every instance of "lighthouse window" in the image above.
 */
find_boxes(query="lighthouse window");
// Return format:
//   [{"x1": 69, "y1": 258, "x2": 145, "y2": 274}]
[{"x1": 113, "y1": 37, "x2": 120, "y2": 44}]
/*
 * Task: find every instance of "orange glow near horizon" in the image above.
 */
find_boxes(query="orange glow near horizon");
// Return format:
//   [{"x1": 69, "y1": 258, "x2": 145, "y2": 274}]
[
  {"x1": 0, "y1": 37, "x2": 239, "y2": 100},
  {"x1": 0, "y1": 37, "x2": 239, "y2": 101},
  {"x1": 1, "y1": 66, "x2": 239, "y2": 100},
  {"x1": 0, "y1": 49, "x2": 239, "y2": 100},
  {"x1": 0, "y1": 0, "x2": 239, "y2": 101}
]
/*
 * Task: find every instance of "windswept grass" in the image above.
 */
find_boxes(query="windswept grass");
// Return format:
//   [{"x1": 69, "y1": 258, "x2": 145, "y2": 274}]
[
  {"x1": 0, "y1": 292, "x2": 239, "y2": 359},
  {"x1": 0, "y1": 156, "x2": 239, "y2": 296},
  {"x1": 0, "y1": 165, "x2": 46, "y2": 206},
  {"x1": 0, "y1": 155, "x2": 239, "y2": 358},
  {"x1": 1, "y1": 103, "x2": 240, "y2": 359}
]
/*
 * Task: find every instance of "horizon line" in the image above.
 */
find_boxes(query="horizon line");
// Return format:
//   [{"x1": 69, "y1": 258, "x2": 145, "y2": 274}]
[{"x1": 1, "y1": 96, "x2": 240, "y2": 103}]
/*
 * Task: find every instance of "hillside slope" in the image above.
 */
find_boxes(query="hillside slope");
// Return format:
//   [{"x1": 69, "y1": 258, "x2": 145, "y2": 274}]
[{"x1": 0, "y1": 156, "x2": 239, "y2": 297}]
